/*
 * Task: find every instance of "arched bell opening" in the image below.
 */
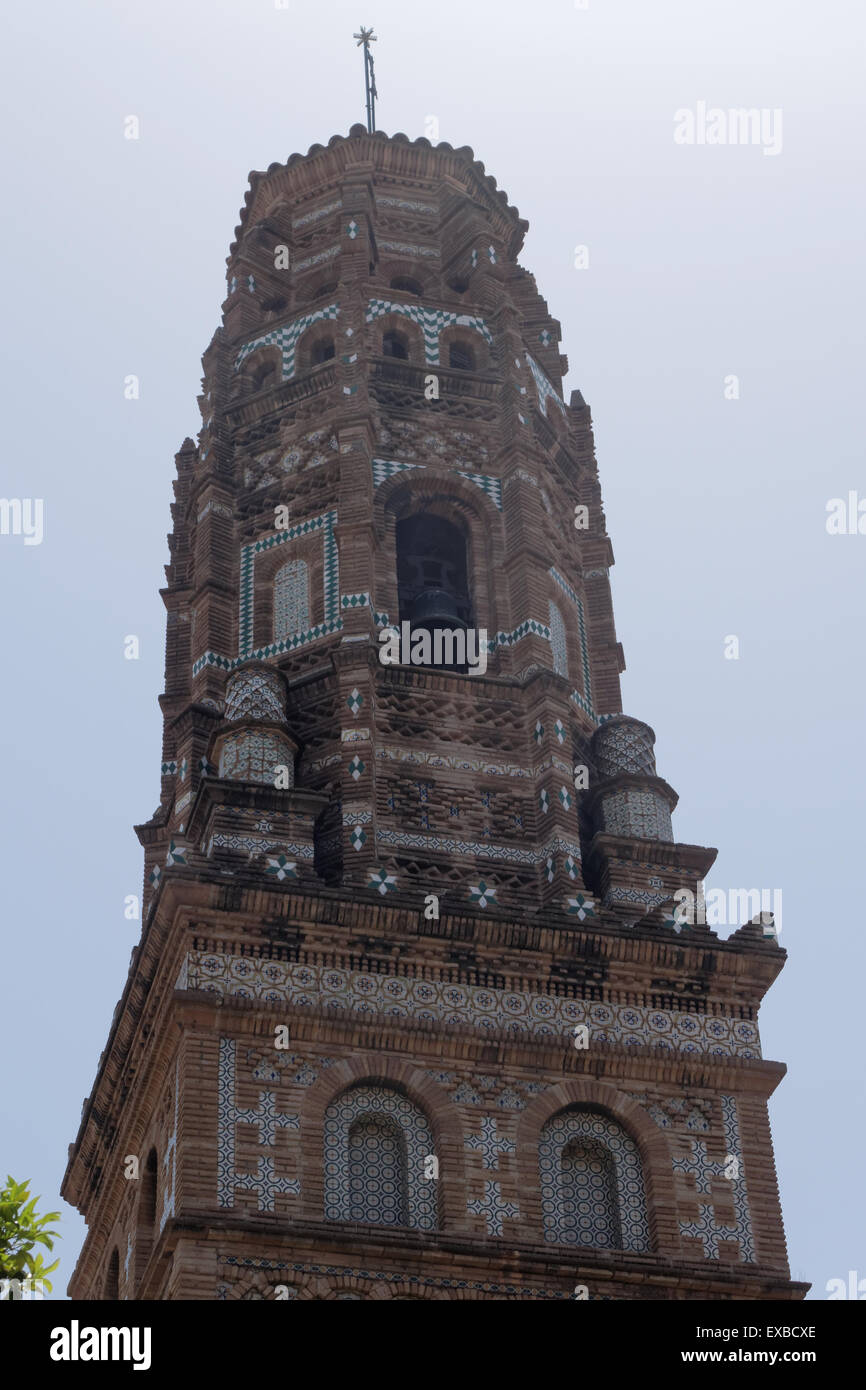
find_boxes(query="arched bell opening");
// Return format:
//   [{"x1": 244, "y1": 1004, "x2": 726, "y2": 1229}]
[{"x1": 395, "y1": 513, "x2": 474, "y2": 672}]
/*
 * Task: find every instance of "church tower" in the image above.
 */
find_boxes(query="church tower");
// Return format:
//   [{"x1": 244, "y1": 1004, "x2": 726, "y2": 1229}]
[{"x1": 62, "y1": 127, "x2": 804, "y2": 1302}]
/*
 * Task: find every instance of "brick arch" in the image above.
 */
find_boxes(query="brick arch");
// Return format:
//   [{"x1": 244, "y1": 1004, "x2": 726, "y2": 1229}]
[
  {"x1": 440, "y1": 322, "x2": 491, "y2": 373},
  {"x1": 294, "y1": 320, "x2": 337, "y2": 376},
  {"x1": 374, "y1": 470, "x2": 507, "y2": 645},
  {"x1": 370, "y1": 309, "x2": 426, "y2": 365},
  {"x1": 515, "y1": 1079, "x2": 679, "y2": 1255},
  {"x1": 298, "y1": 1055, "x2": 468, "y2": 1230},
  {"x1": 234, "y1": 344, "x2": 282, "y2": 399},
  {"x1": 381, "y1": 263, "x2": 433, "y2": 297}
]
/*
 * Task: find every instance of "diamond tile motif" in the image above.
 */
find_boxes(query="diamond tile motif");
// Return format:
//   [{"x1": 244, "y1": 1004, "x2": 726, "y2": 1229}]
[
  {"x1": 559, "y1": 786, "x2": 573, "y2": 811},
  {"x1": 350, "y1": 826, "x2": 367, "y2": 852},
  {"x1": 539, "y1": 789, "x2": 550, "y2": 815},
  {"x1": 369, "y1": 868, "x2": 397, "y2": 896},
  {"x1": 546, "y1": 855, "x2": 556, "y2": 884},
  {"x1": 469, "y1": 881, "x2": 496, "y2": 908},
  {"x1": 554, "y1": 720, "x2": 566, "y2": 744},
  {"x1": 348, "y1": 755, "x2": 365, "y2": 781},
  {"x1": 165, "y1": 839, "x2": 186, "y2": 867},
  {"x1": 149, "y1": 864, "x2": 161, "y2": 889},
  {"x1": 347, "y1": 220, "x2": 359, "y2": 239},
  {"x1": 266, "y1": 856, "x2": 297, "y2": 882},
  {"x1": 534, "y1": 720, "x2": 544, "y2": 745},
  {"x1": 566, "y1": 894, "x2": 595, "y2": 922}
]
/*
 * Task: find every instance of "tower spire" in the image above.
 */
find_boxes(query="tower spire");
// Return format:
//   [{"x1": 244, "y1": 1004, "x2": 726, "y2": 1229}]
[{"x1": 353, "y1": 25, "x2": 378, "y2": 132}]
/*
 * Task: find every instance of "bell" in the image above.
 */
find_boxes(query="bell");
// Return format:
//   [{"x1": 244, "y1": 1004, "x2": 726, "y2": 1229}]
[{"x1": 408, "y1": 588, "x2": 468, "y2": 631}]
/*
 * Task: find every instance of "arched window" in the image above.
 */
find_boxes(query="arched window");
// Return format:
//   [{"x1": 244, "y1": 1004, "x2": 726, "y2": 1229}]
[
  {"x1": 382, "y1": 329, "x2": 409, "y2": 360},
  {"x1": 104, "y1": 1248, "x2": 119, "y2": 1301},
  {"x1": 449, "y1": 341, "x2": 475, "y2": 372},
  {"x1": 390, "y1": 276, "x2": 424, "y2": 297},
  {"x1": 251, "y1": 358, "x2": 277, "y2": 393},
  {"x1": 274, "y1": 559, "x2": 309, "y2": 640},
  {"x1": 310, "y1": 337, "x2": 335, "y2": 365},
  {"x1": 323, "y1": 1085, "x2": 437, "y2": 1231},
  {"x1": 549, "y1": 601, "x2": 569, "y2": 677},
  {"x1": 539, "y1": 1108, "x2": 650, "y2": 1252},
  {"x1": 396, "y1": 513, "x2": 471, "y2": 628},
  {"x1": 134, "y1": 1148, "x2": 158, "y2": 1288},
  {"x1": 448, "y1": 276, "x2": 470, "y2": 295}
]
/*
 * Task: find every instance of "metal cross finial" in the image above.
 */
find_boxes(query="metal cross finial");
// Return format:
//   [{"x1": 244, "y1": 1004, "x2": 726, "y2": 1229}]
[{"x1": 353, "y1": 26, "x2": 378, "y2": 133}]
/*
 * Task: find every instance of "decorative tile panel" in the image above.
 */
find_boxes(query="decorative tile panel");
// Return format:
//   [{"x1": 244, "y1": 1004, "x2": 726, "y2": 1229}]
[
  {"x1": 323, "y1": 1085, "x2": 437, "y2": 1230},
  {"x1": 675, "y1": 1096, "x2": 756, "y2": 1262},
  {"x1": 525, "y1": 352, "x2": 567, "y2": 418},
  {"x1": 366, "y1": 299, "x2": 492, "y2": 365},
  {"x1": 217, "y1": 1038, "x2": 300, "y2": 1212},
  {"x1": 235, "y1": 305, "x2": 340, "y2": 381},
  {"x1": 539, "y1": 1109, "x2": 650, "y2": 1252},
  {"x1": 186, "y1": 955, "x2": 762, "y2": 1056}
]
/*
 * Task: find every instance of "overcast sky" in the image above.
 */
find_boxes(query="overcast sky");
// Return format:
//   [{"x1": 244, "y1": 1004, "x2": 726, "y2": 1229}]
[{"x1": 1, "y1": 0, "x2": 863, "y2": 1299}]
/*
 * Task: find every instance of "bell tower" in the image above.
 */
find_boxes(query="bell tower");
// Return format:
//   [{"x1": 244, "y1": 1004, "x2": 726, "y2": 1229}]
[{"x1": 62, "y1": 127, "x2": 805, "y2": 1302}]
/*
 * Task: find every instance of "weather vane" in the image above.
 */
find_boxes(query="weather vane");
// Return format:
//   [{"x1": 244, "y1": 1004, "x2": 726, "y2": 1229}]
[{"x1": 354, "y1": 26, "x2": 378, "y2": 133}]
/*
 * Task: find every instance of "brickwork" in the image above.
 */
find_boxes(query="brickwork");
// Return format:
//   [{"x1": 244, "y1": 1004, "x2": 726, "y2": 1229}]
[{"x1": 61, "y1": 127, "x2": 803, "y2": 1302}]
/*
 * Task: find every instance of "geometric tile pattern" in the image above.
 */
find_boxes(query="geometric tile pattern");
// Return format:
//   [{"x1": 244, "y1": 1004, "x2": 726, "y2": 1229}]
[
  {"x1": 375, "y1": 196, "x2": 437, "y2": 215},
  {"x1": 524, "y1": 352, "x2": 567, "y2": 418},
  {"x1": 323, "y1": 1086, "x2": 437, "y2": 1230},
  {"x1": 550, "y1": 568, "x2": 593, "y2": 711},
  {"x1": 224, "y1": 667, "x2": 285, "y2": 723},
  {"x1": 292, "y1": 200, "x2": 342, "y2": 229},
  {"x1": 539, "y1": 1109, "x2": 650, "y2": 1252},
  {"x1": 466, "y1": 1181, "x2": 520, "y2": 1237},
  {"x1": 239, "y1": 510, "x2": 338, "y2": 662},
  {"x1": 216, "y1": 1255, "x2": 576, "y2": 1299},
  {"x1": 159, "y1": 1058, "x2": 179, "y2": 1235},
  {"x1": 593, "y1": 719, "x2": 657, "y2": 779},
  {"x1": 185, "y1": 954, "x2": 763, "y2": 1056},
  {"x1": 675, "y1": 1096, "x2": 756, "y2": 1263},
  {"x1": 427, "y1": 1072, "x2": 550, "y2": 1111},
  {"x1": 375, "y1": 826, "x2": 582, "y2": 870},
  {"x1": 464, "y1": 1116, "x2": 516, "y2": 1170},
  {"x1": 549, "y1": 600, "x2": 569, "y2": 677},
  {"x1": 273, "y1": 559, "x2": 310, "y2": 643},
  {"x1": 600, "y1": 789, "x2": 673, "y2": 843},
  {"x1": 217, "y1": 1038, "x2": 300, "y2": 1213},
  {"x1": 365, "y1": 299, "x2": 492, "y2": 365},
  {"x1": 234, "y1": 304, "x2": 340, "y2": 381},
  {"x1": 218, "y1": 729, "x2": 295, "y2": 787},
  {"x1": 371, "y1": 459, "x2": 503, "y2": 511}
]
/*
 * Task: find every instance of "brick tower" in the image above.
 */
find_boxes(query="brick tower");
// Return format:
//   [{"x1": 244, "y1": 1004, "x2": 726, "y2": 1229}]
[{"x1": 62, "y1": 127, "x2": 804, "y2": 1302}]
